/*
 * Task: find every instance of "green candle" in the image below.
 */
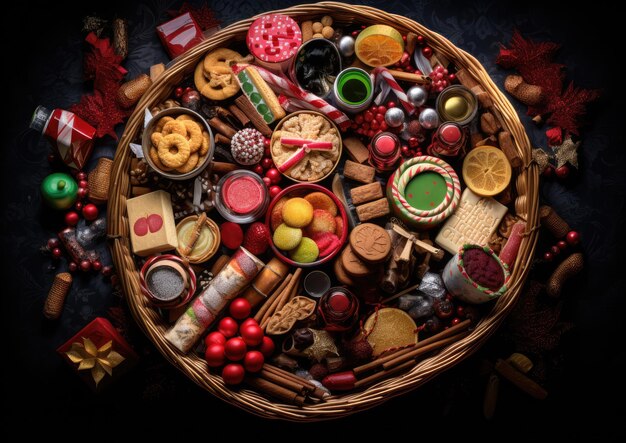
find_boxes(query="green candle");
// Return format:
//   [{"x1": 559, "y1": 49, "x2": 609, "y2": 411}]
[{"x1": 41, "y1": 172, "x2": 78, "y2": 210}]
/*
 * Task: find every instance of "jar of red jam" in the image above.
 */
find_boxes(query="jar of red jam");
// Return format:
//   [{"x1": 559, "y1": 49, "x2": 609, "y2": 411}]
[
  {"x1": 427, "y1": 122, "x2": 467, "y2": 157},
  {"x1": 214, "y1": 170, "x2": 270, "y2": 223},
  {"x1": 369, "y1": 131, "x2": 401, "y2": 172},
  {"x1": 318, "y1": 287, "x2": 360, "y2": 332}
]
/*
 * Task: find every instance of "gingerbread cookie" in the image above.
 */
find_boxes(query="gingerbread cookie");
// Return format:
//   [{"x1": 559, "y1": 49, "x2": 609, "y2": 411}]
[
  {"x1": 349, "y1": 223, "x2": 391, "y2": 264},
  {"x1": 340, "y1": 245, "x2": 372, "y2": 278}
]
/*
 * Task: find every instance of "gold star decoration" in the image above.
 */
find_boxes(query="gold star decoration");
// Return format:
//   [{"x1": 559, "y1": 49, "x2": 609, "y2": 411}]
[
  {"x1": 65, "y1": 338, "x2": 125, "y2": 386},
  {"x1": 302, "y1": 330, "x2": 339, "y2": 362},
  {"x1": 532, "y1": 148, "x2": 552, "y2": 173},
  {"x1": 553, "y1": 137, "x2": 580, "y2": 169}
]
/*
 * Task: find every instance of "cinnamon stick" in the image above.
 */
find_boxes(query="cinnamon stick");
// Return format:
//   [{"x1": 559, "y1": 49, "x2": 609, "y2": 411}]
[
  {"x1": 210, "y1": 161, "x2": 238, "y2": 174},
  {"x1": 379, "y1": 283, "x2": 420, "y2": 305},
  {"x1": 258, "y1": 368, "x2": 307, "y2": 395},
  {"x1": 245, "y1": 376, "x2": 305, "y2": 406},
  {"x1": 276, "y1": 268, "x2": 302, "y2": 312},
  {"x1": 263, "y1": 364, "x2": 328, "y2": 399},
  {"x1": 354, "y1": 360, "x2": 414, "y2": 388},
  {"x1": 387, "y1": 69, "x2": 430, "y2": 85},
  {"x1": 253, "y1": 274, "x2": 291, "y2": 322},
  {"x1": 180, "y1": 212, "x2": 206, "y2": 256},
  {"x1": 261, "y1": 269, "x2": 301, "y2": 329},
  {"x1": 215, "y1": 133, "x2": 232, "y2": 145},
  {"x1": 208, "y1": 117, "x2": 236, "y2": 138},
  {"x1": 228, "y1": 103, "x2": 251, "y2": 127},
  {"x1": 381, "y1": 331, "x2": 469, "y2": 370},
  {"x1": 234, "y1": 96, "x2": 273, "y2": 138},
  {"x1": 353, "y1": 319, "x2": 471, "y2": 375},
  {"x1": 494, "y1": 359, "x2": 548, "y2": 400}
]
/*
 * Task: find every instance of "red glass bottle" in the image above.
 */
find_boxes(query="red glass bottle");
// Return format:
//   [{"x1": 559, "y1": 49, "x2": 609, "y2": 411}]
[{"x1": 318, "y1": 287, "x2": 360, "y2": 332}]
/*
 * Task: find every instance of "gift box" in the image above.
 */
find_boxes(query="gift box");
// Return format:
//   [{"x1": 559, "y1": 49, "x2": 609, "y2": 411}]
[
  {"x1": 156, "y1": 12, "x2": 204, "y2": 59},
  {"x1": 57, "y1": 317, "x2": 138, "y2": 392}
]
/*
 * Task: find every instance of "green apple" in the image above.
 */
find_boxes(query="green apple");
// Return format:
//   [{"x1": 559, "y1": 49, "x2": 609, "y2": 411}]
[{"x1": 41, "y1": 172, "x2": 78, "y2": 210}]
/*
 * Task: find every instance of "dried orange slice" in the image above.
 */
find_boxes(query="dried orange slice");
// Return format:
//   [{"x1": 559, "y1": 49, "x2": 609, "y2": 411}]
[
  {"x1": 462, "y1": 146, "x2": 512, "y2": 197},
  {"x1": 355, "y1": 25, "x2": 404, "y2": 67}
]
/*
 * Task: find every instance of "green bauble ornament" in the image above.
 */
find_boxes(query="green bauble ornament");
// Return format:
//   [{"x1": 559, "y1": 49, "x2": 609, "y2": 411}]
[{"x1": 41, "y1": 173, "x2": 78, "y2": 210}]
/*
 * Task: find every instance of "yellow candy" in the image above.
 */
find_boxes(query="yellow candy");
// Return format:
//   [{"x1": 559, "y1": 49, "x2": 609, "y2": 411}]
[
  {"x1": 282, "y1": 197, "x2": 314, "y2": 228},
  {"x1": 273, "y1": 224, "x2": 303, "y2": 250}
]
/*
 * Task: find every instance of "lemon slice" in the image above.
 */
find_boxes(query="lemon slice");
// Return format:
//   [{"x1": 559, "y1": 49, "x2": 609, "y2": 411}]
[
  {"x1": 355, "y1": 25, "x2": 404, "y2": 67},
  {"x1": 462, "y1": 146, "x2": 512, "y2": 196}
]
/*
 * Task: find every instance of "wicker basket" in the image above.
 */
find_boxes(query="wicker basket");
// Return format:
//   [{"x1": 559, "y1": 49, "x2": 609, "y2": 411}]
[{"x1": 108, "y1": 2, "x2": 539, "y2": 421}]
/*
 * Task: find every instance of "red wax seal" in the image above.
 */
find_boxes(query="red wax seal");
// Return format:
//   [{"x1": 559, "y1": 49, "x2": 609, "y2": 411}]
[
  {"x1": 246, "y1": 14, "x2": 302, "y2": 64},
  {"x1": 223, "y1": 176, "x2": 265, "y2": 214},
  {"x1": 328, "y1": 292, "x2": 350, "y2": 312},
  {"x1": 440, "y1": 123, "x2": 461, "y2": 144}
]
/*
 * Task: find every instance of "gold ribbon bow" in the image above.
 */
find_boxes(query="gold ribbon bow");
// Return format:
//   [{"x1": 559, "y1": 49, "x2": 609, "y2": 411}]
[{"x1": 65, "y1": 337, "x2": 125, "y2": 386}]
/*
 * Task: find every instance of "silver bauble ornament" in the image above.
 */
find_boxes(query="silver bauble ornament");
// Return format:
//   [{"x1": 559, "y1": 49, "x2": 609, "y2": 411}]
[
  {"x1": 338, "y1": 36, "x2": 355, "y2": 57},
  {"x1": 418, "y1": 108, "x2": 439, "y2": 129},
  {"x1": 407, "y1": 86, "x2": 428, "y2": 107},
  {"x1": 384, "y1": 107, "x2": 405, "y2": 128}
]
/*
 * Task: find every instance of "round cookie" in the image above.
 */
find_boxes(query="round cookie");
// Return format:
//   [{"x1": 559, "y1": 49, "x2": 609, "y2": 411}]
[
  {"x1": 364, "y1": 308, "x2": 418, "y2": 357},
  {"x1": 304, "y1": 192, "x2": 338, "y2": 216},
  {"x1": 340, "y1": 245, "x2": 372, "y2": 278},
  {"x1": 282, "y1": 197, "x2": 314, "y2": 228},
  {"x1": 349, "y1": 223, "x2": 392, "y2": 264},
  {"x1": 273, "y1": 223, "x2": 303, "y2": 251},
  {"x1": 333, "y1": 256, "x2": 356, "y2": 286}
]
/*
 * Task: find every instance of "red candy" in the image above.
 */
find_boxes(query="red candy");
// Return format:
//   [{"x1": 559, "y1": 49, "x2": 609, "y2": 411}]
[
  {"x1": 258, "y1": 336, "x2": 275, "y2": 358},
  {"x1": 205, "y1": 343, "x2": 226, "y2": 367},
  {"x1": 243, "y1": 350, "x2": 265, "y2": 373},
  {"x1": 205, "y1": 331, "x2": 226, "y2": 346},
  {"x1": 240, "y1": 324, "x2": 264, "y2": 347},
  {"x1": 225, "y1": 337, "x2": 247, "y2": 361},
  {"x1": 322, "y1": 371, "x2": 356, "y2": 391},
  {"x1": 218, "y1": 317, "x2": 239, "y2": 338},
  {"x1": 65, "y1": 211, "x2": 80, "y2": 227},
  {"x1": 222, "y1": 363, "x2": 245, "y2": 385},
  {"x1": 220, "y1": 222, "x2": 244, "y2": 250},
  {"x1": 229, "y1": 298, "x2": 252, "y2": 320}
]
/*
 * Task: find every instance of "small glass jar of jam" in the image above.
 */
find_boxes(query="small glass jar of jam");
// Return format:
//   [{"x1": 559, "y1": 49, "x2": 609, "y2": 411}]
[
  {"x1": 369, "y1": 131, "x2": 401, "y2": 172},
  {"x1": 213, "y1": 170, "x2": 269, "y2": 223},
  {"x1": 427, "y1": 122, "x2": 467, "y2": 157},
  {"x1": 318, "y1": 287, "x2": 360, "y2": 332}
]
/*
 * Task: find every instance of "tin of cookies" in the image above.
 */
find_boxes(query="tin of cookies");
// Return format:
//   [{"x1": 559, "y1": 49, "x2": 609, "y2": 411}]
[
  {"x1": 340, "y1": 245, "x2": 372, "y2": 278},
  {"x1": 349, "y1": 223, "x2": 392, "y2": 264}
]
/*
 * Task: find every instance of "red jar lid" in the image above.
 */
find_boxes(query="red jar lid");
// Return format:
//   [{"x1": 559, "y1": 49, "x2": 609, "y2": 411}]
[
  {"x1": 374, "y1": 134, "x2": 398, "y2": 156},
  {"x1": 328, "y1": 291, "x2": 351, "y2": 311},
  {"x1": 223, "y1": 175, "x2": 264, "y2": 214},
  {"x1": 440, "y1": 123, "x2": 462, "y2": 144}
]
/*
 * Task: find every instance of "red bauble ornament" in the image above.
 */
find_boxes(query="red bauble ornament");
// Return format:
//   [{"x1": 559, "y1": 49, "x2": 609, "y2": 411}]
[
  {"x1": 269, "y1": 186, "x2": 282, "y2": 198},
  {"x1": 222, "y1": 363, "x2": 245, "y2": 385},
  {"x1": 450, "y1": 317, "x2": 462, "y2": 326},
  {"x1": 224, "y1": 337, "x2": 247, "y2": 361},
  {"x1": 78, "y1": 180, "x2": 89, "y2": 189},
  {"x1": 205, "y1": 343, "x2": 226, "y2": 367},
  {"x1": 77, "y1": 187, "x2": 88, "y2": 200},
  {"x1": 175, "y1": 87, "x2": 183, "y2": 98},
  {"x1": 258, "y1": 336, "x2": 275, "y2": 358},
  {"x1": 51, "y1": 248, "x2": 62, "y2": 259},
  {"x1": 218, "y1": 317, "x2": 239, "y2": 338},
  {"x1": 82, "y1": 204, "x2": 99, "y2": 221},
  {"x1": 65, "y1": 211, "x2": 80, "y2": 227},
  {"x1": 91, "y1": 260, "x2": 102, "y2": 272},
  {"x1": 80, "y1": 260, "x2": 91, "y2": 272},
  {"x1": 555, "y1": 165, "x2": 570, "y2": 179},
  {"x1": 263, "y1": 137, "x2": 271, "y2": 147},
  {"x1": 205, "y1": 331, "x2": 227, "y2": 347},
  {"x1": 422, "y1": 46, "x2": 432, "y2": 57},
  {"x1": 76, "y1": 172, "x2": 87, "y2": 181},
  {"x1": 550, "y1": 245, "x2": 561, "y2": 256},
  {"x1": 47, "y1": 238, "x2": 60, "y2": 250},
  {"x1": 243, "y1": 350, "x2": 265, "y2": 373},
  {"x1": 240, "y1": 324, "x2": 264, "y2": 347},
  {"x1": 229, "y1": 298, "x2": 251, "y2": 320},
  {"x1": 75, "y1": 202, "x2": 84, "y2": 211},
  {"x1": 240, "y1": 318, "x2": 258, "y2": 330},
  {"x1": 566, "y1": 230, "x2": 580, "y2": 245},
  {"x1": 68, "y1": 262, "x2": 78, "y2": 272},
  {"x1": 265, "y1": 168, "x2": 281, "y2": 185}
]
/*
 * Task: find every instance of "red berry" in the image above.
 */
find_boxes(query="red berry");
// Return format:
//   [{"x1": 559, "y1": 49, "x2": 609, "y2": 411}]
[
  {"x1": 75, "y1": 202, "x2": 83, "y2": 211},
  {"x1": 80, "y1": 260, "x2": 91, "y2": 272},
  {"x1": 448, "y1": 73, "x2": 456, "y2": 82},
  {"x1": 51, "y1": 248, "x2": 62, "y2": 259},
  {"x1": 555, "y1": 165, "x2": 570, "y2": 179},
  {"x1": 253, "y1": 164, "x2": 264, "y2": 175},
  {"x1": 456, "y1": 305, "x2": 466, "y2": 318},
  {"x1": 364, "y1": 111, "x2": 374, "y2": 122},
  {"x1": 263, "y1": 137, "x2": 271, "y2": 147},
  {"x1": 175, "y1": 87, "x2": 183, "y2": 98},
  {"x1": 401, "y1": 146, "x2": 411, "y2": 157},
  {"x1": 450, "y1": 317, "x2": 462, "y2": 326},
  {"x1": 47, "y1": 238, "x2": 60, "y2": 250},
  {"x1": 544, "y1": 251, "x2": 554, "y2": 262},
  {"x1": 76, "y1": 172, "x2": 87, "y2": 181},
  {"x1": 264, "y1": 146, "x2": 271, "y2": 157},
  {"x1": 218, "y1": 317, "x2": 239, "y2": 338},
  {"x1": 557, "y1": 240, "x2": 568, "y2": 251},
  {"x1": 566, "y1": 231, "x2": 580, "y2": 245},
  {"x1": 82, "y1": 204, "x2": 98, "y2": 221},
  {"x1": 77, "y1": 188, "x2": 88, "y2": 200},
  {"x1": 351, "y1": 30, "x2": 359, "y2": 37},
  {"x1": 377, "y1": 105, "x2": 387, "y2": 115},
  {"x1": 77, "y1": 180, "x2": 88, "y2": 190},
  {"x1": 261, "y1": 157, "x2": 273, "y2": 170},
  {"x1": 239, "y1": 317, "x2": 259, "y2": 334},
  {"x1": 355, "y1": 114, "x2": 364, "y2": 124},
  {"x1": 101, "y1": 265, "x2": 113, "y2": 277},
  {"x1": 243, "y1": 350, "x2": 265, "y2": 373},
  {"x1": 269, "y1": 186, "x2": 282, "y2": 198},
  {"x1": 375, "y1": 113, "x2": 385, "y2": 122},
  {"x1": 542, "y1": 165, "x2": 554, "y2": 178},
  {"x1": 225, "y1": 337, "x2": 247, "y2": 361},
  {"x1": 551, "y1": 245, "x2": 561, "y2": 256},
  {"x1": 380, "y1": 121, "x2": 388, "y2": 131},
  {"x1": 387, "y1": 101, "x2": 396, "y2": 108},
  {"x1": 47, "y1": 153, "x2": 57, "y2": 164},
  {"x1": 91, "y1": 260, "x2": 102, "y2": 272},
  {"x1": 222, "y1": 363, "x2": 245, "y2": 385},
  {"x1": 434, "y1": 299, "x2": 454, "y2": 319},
  {"x1": 205, "y1": 343, "x2": 226, "y2": 367},
  {"x1": 422, "y1": 47, "x2": 432, "y2": 57},
  {"x1": 362, "y1": 123, "x2": 370, "y2": 130},
  {"x1": 265, "y1": 168, "x2": 281, "y2": 185},
  {"x1": 240, "y1": 324, "x2": 264, "y2": 347},
  {"x1": 370, "y1": 120, "x2": 380, "y2": 130},
  {"x1": 262, "y1": 177, "x2": 272, "y2": 187},
  {"x1": 205, "y1": 331, "x2": 227, "y2": 347},
  {"x1": 185, "y1": 86, "x2": 192, "y2": 93},
  {"x1": 229, "y1": 298, "x2": 251, "y2": 320},
  {"x1": 68, "y1": 262, "x2": 78, "y2": 273},
  {"x1": 258, "y1": 336, "x2": 275, "y2": 357},
  {"x1": 417, "y1": 35, "x2": 425, "y2": 45},
  {"x1": 367, "y1": 129, "x2": 376, "y2": 138}
]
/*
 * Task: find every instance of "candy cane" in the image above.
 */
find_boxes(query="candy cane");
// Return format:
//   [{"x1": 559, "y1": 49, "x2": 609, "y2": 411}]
[
  {"x1": 372, "y1": 67, "x2": 416, "y2": 115},
  {"x1": 277, "y1": 138, "x2": 334, "y2": 172},
  {"x1": 233, "y1": 63, "x2": 351, "y2": 131}
]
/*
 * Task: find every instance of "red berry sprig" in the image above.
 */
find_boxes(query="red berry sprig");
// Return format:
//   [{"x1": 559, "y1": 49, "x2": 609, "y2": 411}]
[
  {"x1": 350, "y1": 102, "x2": 395, "y2": 140},
  {"x1": 542, "y1": 230, "x2": 580, "y2": 262}
]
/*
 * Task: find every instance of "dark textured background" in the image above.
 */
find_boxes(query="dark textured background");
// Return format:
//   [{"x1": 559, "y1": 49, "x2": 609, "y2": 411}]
[{"x1": 2, "y1": 0, "x2": 624, "y2": 438}]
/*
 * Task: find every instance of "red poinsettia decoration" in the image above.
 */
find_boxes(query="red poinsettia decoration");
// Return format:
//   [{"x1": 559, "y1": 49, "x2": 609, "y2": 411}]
[
  {"x1": 497, "y1": 30, "x2": 599, "y2": 137},
  {"x1": 70, "y1": 32, "x2": 130, "y2": 139}
]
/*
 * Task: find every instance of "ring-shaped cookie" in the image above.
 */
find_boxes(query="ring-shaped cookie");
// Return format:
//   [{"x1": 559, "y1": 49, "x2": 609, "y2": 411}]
[
  {"x1": 155, "y1": 116, "x2": 174, "y2": 132},
  {"x1": 183, "y1": 120, "x2": 203, "y2": 153},
  {"x1": 163, "y1": 120, "x2": 187, "y2": 136},
  {"x1": 175, "y1": 153, "x2": 200, "y2": 173},
  {"x1": 158, "y1": 133, "x2": 191, "y2": 168},
  {"x1": 149, "y1": 146, "x2": 173, "y2": 171},
  {"x1": 200, "y1": 131, "x2": 210, "y2": 156}
]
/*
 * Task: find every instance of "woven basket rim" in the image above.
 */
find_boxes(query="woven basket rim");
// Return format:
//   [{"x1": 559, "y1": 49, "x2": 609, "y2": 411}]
[{"x1": 107, "y1": 1, "x2": 539, "y2": 421}]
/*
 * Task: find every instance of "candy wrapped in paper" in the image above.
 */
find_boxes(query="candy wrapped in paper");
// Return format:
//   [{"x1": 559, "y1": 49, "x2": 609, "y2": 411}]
[{"x1": 165, "y1": 247, "x2": 264, "y2": 352}]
